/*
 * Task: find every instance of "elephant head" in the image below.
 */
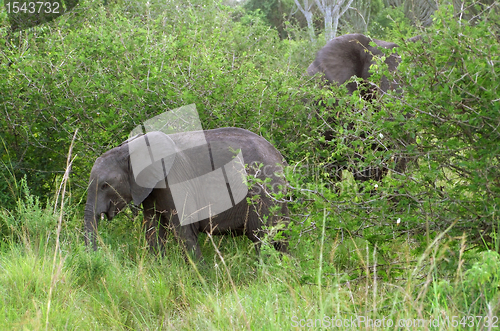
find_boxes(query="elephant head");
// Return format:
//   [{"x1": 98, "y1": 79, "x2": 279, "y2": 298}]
[
  {"x1": 84, "y1": 143, "x2": 132, "y2": 250},
  {"x1": 84, "y1": 132, "x2": 177, "y2": 250}
]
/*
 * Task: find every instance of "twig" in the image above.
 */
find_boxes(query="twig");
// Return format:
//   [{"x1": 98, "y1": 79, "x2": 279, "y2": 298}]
[{"x1": 46, "y1": 129, "x2": 78, "y2": 330}]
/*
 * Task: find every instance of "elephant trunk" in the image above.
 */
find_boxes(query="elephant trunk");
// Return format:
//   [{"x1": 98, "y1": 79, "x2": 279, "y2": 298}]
[{"x1": 84, "y1": 203, "x2": 100, "y2": 251}]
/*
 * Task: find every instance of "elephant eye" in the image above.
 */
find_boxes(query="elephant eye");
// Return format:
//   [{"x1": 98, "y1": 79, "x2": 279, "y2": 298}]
[{"x1": 101, "y1": 183, "x2": 109, "y2": 190}]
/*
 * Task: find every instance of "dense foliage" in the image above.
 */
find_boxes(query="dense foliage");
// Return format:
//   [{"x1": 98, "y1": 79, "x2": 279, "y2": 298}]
[
  {"x1": 0, "y1": 0, "x2": 499, "y2": 328},
  {"x1": 0, "y1": 0, "x2": 307, "y2": 206}
]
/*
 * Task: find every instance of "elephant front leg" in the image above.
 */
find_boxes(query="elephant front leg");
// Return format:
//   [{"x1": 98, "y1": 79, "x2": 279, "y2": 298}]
[{"x1": 143, "y1": 208, "x2": 167, "y2": 255}]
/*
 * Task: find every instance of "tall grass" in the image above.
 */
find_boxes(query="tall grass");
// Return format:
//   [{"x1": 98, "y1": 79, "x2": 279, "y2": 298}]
[
  {"x1": 0, "y1": 127, "x2": 498, "y2": 331},
  {"x1": 1, "y1": 180, "x2": 499, "y2": 329}
]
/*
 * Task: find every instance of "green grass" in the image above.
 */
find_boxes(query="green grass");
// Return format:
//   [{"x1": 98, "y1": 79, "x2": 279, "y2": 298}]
[
  {"x1": 1, "y1": 189, "x2": 499, "y2": 330},
  {"x1": 0, "y1": 168, "x2": 498, "y2": 330}
]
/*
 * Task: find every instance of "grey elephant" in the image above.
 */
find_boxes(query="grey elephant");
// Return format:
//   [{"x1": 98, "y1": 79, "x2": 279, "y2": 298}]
[
  {"x1": 308, "y1": 33, "x2": 401, "y2": 98},
  {"x1": 308, "y1": 33, "x2": 421, "y2": 97},
  {"x1": 84, "y1": 127, "x2": 289, "y2": 260},
  {"x1": 308, "y1": 33, "x2": 420, "y2": 181}
]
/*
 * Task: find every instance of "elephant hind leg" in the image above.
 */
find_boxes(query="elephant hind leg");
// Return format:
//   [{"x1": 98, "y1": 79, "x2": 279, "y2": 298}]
[
  {"x1": 246, "y1": 230, "x2": 289, "y2": 258},
  {"x1": 273, "y1": 240, "x2": 289, "y2": 254},
  {"x1": 183, "y1": 239, "x2": 203, "y2": 262},
  {"x1": 245, "y1": 204, "x2": 290, "y2": 256},
  {"x1": 244, "y1": 230, "x2": 263, "y2": 256},
  {"x1": 176, "y1": 224, "x2": 203, "y2": 262},
  {"x1": 275, "y1": 203, "x2": 290, "y2": 254},
  {"x1": 245, "y1": 228, "x2": 289, "y2": 256}
]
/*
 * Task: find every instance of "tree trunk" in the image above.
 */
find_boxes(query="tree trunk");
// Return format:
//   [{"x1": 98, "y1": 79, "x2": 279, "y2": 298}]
[{"x1": 294, "y1": 0, "x2": 316, "y2": 42}]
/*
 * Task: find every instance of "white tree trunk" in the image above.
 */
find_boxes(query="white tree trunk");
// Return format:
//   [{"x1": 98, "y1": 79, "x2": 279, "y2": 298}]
[
  {"x1": 324, "y1": 10, "x2": 333, "y2": 40},
  {"x1": 294, "y1": 0, "x2": 316, "y2": 42},
  {"x1": 315, "y1": 0, "x2": 355, "y2": 43}
]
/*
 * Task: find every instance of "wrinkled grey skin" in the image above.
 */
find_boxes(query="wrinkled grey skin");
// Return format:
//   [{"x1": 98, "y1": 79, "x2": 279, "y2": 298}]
[
  {"x1": 307, "y1": 33, "x2": 401, "y2": 96},
  {"x1": 84, "y1": 127, "x2": 289, "y2": 260}
]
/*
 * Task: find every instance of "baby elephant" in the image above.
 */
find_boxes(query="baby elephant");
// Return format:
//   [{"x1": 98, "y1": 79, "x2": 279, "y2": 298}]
[{"x1": 84, "y1": 127, "x2": 289, "y2": 260}]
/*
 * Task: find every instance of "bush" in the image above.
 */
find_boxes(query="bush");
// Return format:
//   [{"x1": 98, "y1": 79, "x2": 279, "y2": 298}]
[{"x1": 0, "y1": 0, "x2": 308, "y2": 207}]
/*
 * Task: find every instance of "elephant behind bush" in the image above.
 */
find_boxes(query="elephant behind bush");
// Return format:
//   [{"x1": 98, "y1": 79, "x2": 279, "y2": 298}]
[{"x1": 307, "y1": 33, "x2": 419, "y2": 182}]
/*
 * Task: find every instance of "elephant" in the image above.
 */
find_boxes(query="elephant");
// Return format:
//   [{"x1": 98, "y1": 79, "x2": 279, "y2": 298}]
[
  {"x1": 84, "y1": 127, "x2": 289, "y2": 260},
  {"x1": 307, "y1": 33, "x2": 401, "y2": 98},
  {"x1": 307, "y1": 33, "x2": 420, "y2": 182}
]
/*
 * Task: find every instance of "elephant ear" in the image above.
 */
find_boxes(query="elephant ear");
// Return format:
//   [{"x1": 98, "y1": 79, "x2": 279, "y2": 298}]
[{"x1": 128, "y1": 132, "x2": 177, "y2": 205}]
